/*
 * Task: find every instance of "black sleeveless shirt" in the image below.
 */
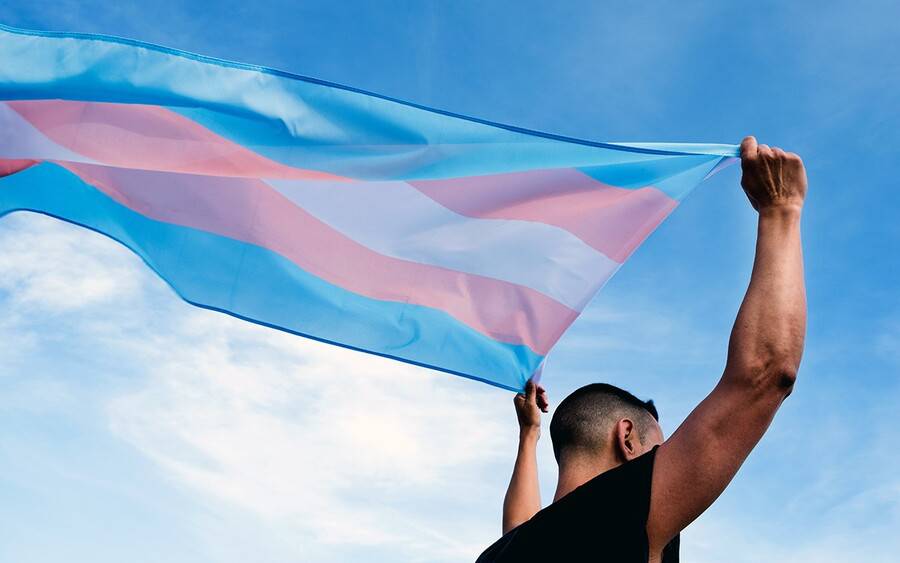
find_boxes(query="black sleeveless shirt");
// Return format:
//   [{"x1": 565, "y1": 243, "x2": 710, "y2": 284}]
[{"x1": 476, "y1": 446, "x2": 679, "y2": 562}]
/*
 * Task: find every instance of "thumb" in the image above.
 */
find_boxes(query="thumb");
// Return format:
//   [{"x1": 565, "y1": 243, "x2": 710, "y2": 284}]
[
  {"x1": 741, "y1": 135, "x2": 758, "y2": 161},
  {"x1": 525, "y1": 380, "x2": 537, "y2": 404}
]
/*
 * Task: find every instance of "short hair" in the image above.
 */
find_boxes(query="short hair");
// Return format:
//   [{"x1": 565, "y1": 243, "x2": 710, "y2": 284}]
[{"x1": 549, "y1": 383, "x2": 659, "y2": 463}]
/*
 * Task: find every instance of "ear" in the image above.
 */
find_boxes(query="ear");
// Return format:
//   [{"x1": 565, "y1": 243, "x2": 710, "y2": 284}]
[{"x1": 614, "y1": 418, "x2": 641, "y2": 462}]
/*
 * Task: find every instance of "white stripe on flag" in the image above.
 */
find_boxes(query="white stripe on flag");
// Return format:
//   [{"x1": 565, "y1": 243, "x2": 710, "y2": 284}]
[{"x1": 268, "y1": 178, "x2": 619, "y2": 311}]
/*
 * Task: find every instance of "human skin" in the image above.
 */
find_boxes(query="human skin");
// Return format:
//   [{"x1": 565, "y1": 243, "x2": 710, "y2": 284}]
[{"x1": 502, "y1": 380, "x2": 548, "y2": 534}]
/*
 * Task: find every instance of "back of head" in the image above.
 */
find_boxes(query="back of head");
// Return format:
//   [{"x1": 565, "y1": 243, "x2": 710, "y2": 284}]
[{"x1": 549, "y1": 383, "x2": 659, "y2": 463}]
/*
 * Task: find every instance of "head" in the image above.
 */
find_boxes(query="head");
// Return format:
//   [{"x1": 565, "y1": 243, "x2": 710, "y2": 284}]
[{"x1": 550, "y1": 383, "x2": 663, "y2": 467}]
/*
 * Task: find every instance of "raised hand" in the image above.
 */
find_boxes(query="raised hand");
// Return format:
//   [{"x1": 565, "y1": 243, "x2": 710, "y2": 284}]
[
  {"x1": 514, "y1": 379, "x2": 549, "y2": 431},
  {"x1": 739, "y1": 136, "x2": 807, "y2": 212}
]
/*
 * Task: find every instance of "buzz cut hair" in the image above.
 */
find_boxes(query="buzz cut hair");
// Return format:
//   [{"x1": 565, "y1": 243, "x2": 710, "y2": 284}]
[{"x1": 549, "y1": 383, "x2": 659, "y2": 463}]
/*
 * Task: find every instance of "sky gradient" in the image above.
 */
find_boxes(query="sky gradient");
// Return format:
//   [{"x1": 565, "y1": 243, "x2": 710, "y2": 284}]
[{"x1": 1, "y1": 1, "x2": 898, "y2": 562}]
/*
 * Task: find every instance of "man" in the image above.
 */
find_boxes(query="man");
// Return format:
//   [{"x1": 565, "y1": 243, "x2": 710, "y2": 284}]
[{"x1": 477, "y1": 136, "x2": 808, "y2": 562}]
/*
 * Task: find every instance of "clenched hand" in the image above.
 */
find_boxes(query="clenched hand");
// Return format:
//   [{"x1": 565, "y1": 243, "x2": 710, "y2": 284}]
[
  {"x1": 740, "y1": 136, "x2": 807, "y2": 212},
  {"x1": 514, "y1": 380, "x2": 549, "y2": 431}
]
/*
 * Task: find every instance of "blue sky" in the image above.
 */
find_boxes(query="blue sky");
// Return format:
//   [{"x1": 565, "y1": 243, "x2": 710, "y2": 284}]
[{"x1": 1, "y1": 1, "x2": 898, "y2": 562}]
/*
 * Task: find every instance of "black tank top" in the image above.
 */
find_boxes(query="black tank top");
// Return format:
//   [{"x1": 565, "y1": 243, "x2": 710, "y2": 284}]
[{"x1": 476, "y1": 446, "x2": 679, "y2": 562}]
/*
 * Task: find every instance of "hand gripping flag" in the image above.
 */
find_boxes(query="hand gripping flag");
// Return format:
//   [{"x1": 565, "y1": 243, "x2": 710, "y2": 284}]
[{"x1": 0, "y1": 24, "x2": 738, "y2": 391}]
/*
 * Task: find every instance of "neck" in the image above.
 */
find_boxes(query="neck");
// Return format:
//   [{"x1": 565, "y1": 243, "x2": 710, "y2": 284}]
[{"x1": 553, "y1": 452, "x2": 622, "y2": 502}]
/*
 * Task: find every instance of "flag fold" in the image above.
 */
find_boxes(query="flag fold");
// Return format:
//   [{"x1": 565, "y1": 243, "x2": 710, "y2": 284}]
[{"x1": 0, "y1": 24, "x2": 738, "y2": 390}]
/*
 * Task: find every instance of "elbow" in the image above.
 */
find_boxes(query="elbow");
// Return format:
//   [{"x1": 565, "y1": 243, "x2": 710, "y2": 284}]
[
  {"x1": 729, "y1": 357, "x2": 799, "y2": 398},
  {"x1": 772, "y1": 364, "x2": 798, "y2": 397}
]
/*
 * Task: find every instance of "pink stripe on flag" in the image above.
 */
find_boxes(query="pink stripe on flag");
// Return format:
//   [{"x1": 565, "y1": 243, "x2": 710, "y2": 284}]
[
  {"x1": 0, "y1": 159, "x2": 38, "y2": 177},
  {"x1": 410, "y1": 169, "x2": 678, "y2": 263},
  {"x1": 8, "y1": 100, "x2": 346, "y2": 181},
  {"x1": 59, "y1": 162, "x2": 576, "y2": 355}
]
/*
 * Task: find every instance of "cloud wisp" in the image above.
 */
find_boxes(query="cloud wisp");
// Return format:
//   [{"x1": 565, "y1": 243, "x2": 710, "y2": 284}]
[{"x1": 0, "y1": 212, "x2": 520, "y2": 562}]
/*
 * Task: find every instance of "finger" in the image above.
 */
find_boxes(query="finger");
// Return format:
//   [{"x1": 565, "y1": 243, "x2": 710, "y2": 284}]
[
  {"x1": 771, "y1": 147, "x2": 785, "y2": 175},
  {"x1": 757, "y1": 143, "x2": 772, "y2": 159},
  {"x1": 785, "y1": 151, "x2": 804, "y2": 170},
  {"x1": 525, "y1": 380, "x2": 537, "y2": 404},
  {"x1": 537, "y1": 389, "x2": 549, "y2": 413},
  {"x1": 740, "y1": 136, "x2": 758, "y2": 160}
]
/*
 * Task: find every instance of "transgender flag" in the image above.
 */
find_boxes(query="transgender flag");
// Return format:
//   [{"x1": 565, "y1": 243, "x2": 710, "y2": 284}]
[{"x1": 0, "y1": 24, "x2": 738, "y2": 391}]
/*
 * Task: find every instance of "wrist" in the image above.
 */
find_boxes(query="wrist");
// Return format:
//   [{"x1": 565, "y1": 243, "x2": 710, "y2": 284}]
[
  {"x1": 758, "y1": 203, "x2": 803, "y2": 221},
  {"x1": 519, "y1": 425, "x2": 541, "y2": 441}
]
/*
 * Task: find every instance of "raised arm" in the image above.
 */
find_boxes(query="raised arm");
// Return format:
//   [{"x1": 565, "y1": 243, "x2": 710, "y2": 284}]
[
  {"x1": 647, "y1": 136, "x2": 808, "y2": 552},
  {"x1": 502, "y1": 380, "x2": 548, "y2": 534}
]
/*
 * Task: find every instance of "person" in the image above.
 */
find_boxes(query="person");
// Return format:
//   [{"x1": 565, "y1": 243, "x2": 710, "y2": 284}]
[{"x1": 477, "y1": 136, "x2": 808, "y2": 563}]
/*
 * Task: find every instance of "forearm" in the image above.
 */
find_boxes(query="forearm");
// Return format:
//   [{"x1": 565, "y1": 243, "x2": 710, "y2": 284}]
[
  {"x1": 501, "y1": 427, "x2": 541, "y2": 534},
  {"x1": 726, "y1": 206, "x2": 807, "y2": 386}
]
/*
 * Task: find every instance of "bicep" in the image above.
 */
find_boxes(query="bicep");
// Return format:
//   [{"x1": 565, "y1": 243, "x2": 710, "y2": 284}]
[{"x1": 646, "y1": 372, "x2": 791, "y2": 549}]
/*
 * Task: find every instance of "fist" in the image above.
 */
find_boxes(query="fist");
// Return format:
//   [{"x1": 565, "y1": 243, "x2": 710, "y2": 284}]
[
  {"x1": 740, "y1": 136, "x2": 807, "y2": 212},
  {"x1": 514, "y1": 380, "x2": 549, "y2": 430}
]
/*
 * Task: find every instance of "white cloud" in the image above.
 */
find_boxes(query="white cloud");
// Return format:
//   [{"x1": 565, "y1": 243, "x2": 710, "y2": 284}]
[
  {"x1": 0, "y1": 212, "x2": 514, "y2": 562},
  {"x1": 0, "y1": 212, "x2": 143, "y2": 312},
  {"x1": 105, "y1": 313, "x2": 510, "y2": 557}
]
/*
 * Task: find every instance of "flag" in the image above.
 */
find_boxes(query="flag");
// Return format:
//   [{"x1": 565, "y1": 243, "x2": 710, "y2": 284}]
[{"x1": 0, "y1": 24, "x2": 738, "y2": 391}]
